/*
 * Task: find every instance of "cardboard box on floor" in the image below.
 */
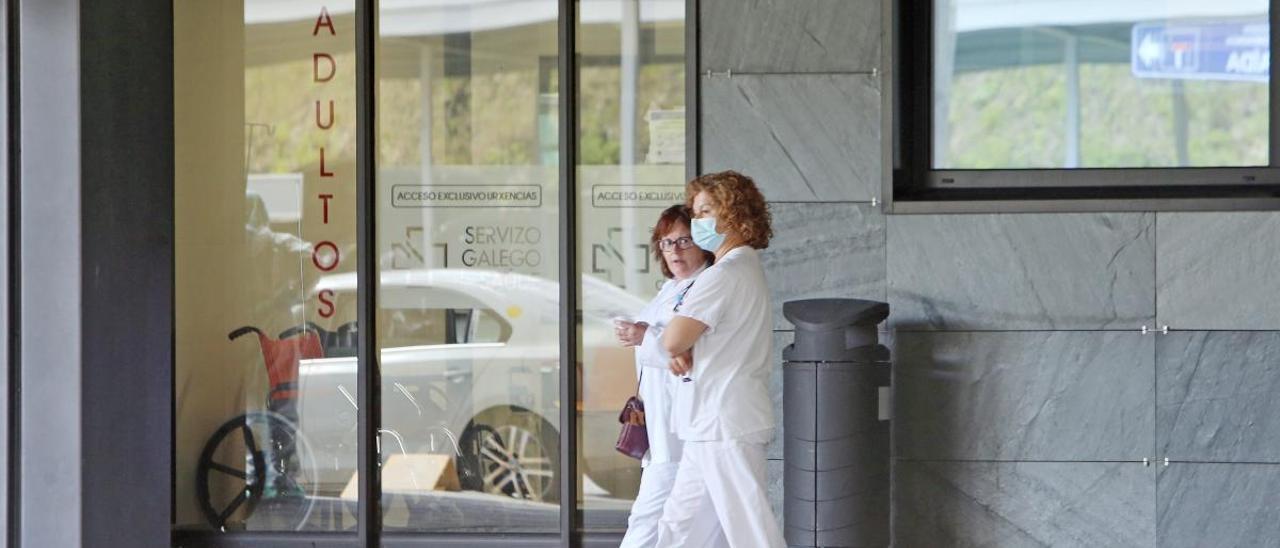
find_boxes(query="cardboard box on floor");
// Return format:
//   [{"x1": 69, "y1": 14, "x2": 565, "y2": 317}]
[{"x1": 341, "y1": 454, "x2": 461, "y2": 500}]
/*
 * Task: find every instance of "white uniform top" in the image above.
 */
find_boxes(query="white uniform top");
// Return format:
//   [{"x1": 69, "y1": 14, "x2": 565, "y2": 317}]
[
  {"x1": 671, "y1": 246, "x2": 775, "y2": 443},
  {"x1": 632, "y1": 272, "x2": 702, "y2": 466}
]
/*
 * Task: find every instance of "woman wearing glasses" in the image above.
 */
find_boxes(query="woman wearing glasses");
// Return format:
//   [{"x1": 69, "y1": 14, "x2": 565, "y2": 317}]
[
  {"x1": 656, "y1": 171, "x2": 784, "y2": 548},
  {"x1": 613, "y1": 204, "x2": 725, "y2": 548}
]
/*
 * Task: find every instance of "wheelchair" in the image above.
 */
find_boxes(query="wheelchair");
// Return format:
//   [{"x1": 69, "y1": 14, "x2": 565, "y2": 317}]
[
  {"x1": 195, "y1": 319, "x2": 549, "y2": 531},
  {"x1": 194, "y1": 323, "x2": 340, "y2": 531}
]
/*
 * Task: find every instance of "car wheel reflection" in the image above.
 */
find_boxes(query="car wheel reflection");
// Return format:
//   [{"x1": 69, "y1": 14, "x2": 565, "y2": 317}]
[
  {"x1": 458, "y1": 406, "x2": 559, "y2": 503},
  {"x1": 294, "y1": 269, "x2": 640, "y2": 505}
]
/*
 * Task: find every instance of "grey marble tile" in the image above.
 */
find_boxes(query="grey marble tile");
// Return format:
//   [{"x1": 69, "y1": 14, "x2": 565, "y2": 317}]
[
  {"x1": 1157, "y1": 331, "x2": 1280, "y2": 462},
  {"x1": 894, "y1": 461, "x2": 1155, "y2": 548},
  {"x1": 702, "y1": 74, "x2": 880, "y2": 202},
  {"x1": 1157, "y1": 212, "x2": 1280, "y2": 330},
  {"x1": 887, "y1": 213, "x2": 1156, "y2": 330},
  {"x1": 767, "y1": 459, "x2": 785, "y2": 539},
  {"x1": 895, "y1": 331, "x2": 1154, "y2": 461},
  {"x1": 763, "y1": 202, "x2": 886, "y2": 330},
  {"x1": 700, "y1": 0, "x2": 880, "y2": 73},
  {"x1": 1158, "y1": 463, "x2": 1280, "y2": 548}
]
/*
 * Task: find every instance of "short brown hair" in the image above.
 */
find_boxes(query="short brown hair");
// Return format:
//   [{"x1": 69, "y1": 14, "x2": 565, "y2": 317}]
[
  {"x1": 685, "y1": 170, "x2": 772, "y2": 249},
  {"x1": 650, "y1": 205, "x2": 716, "y2": 279}
]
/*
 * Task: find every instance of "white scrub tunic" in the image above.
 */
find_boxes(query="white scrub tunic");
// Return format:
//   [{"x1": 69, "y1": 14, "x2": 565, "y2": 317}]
[
  {"x1": 620, "y1": 271, "x2": 728, "y2": 548},
  {"x1": 656, "y1": 246, "x2": 785, "y2": 548},
  {"x1": 633, "y1": 275, "x2": 696, "y2": 467}
]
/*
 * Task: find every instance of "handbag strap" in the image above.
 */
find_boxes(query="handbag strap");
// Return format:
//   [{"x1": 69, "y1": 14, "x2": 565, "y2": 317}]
[{"x1": 635, "y1": 369, "x2": 643, "y2": 397}]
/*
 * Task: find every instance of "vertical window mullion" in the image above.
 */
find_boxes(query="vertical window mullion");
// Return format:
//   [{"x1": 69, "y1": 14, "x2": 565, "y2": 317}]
[
  {"x1": 355, "y1": 0, "x2": 381, "y2": 546},
  {"x1": 686, "y1": 0, "x2": 700, "y2": 181},
  {"x1": 1270, "y1": 0, "x2": 1279, "y2": 167},
  {"x1": 557, "y1": 0, "x2": 578, "y2": 546},
  {"x1": 4, "y1": 0, "x2": 15, "y2": 542}
]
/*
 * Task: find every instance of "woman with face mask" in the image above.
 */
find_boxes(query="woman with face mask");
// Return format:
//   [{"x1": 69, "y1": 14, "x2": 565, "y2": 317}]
[
  {"x1": 613, "y1": 204, "x2": 726, "y2": 548},
  {"x1": 655, "y1": 171, "x2": 785, "y2": 548}
]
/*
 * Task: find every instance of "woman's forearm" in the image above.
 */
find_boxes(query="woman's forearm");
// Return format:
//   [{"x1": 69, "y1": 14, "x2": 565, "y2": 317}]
[{"x1": 662, "y1": 315, "x2": 707, "y2": 356}]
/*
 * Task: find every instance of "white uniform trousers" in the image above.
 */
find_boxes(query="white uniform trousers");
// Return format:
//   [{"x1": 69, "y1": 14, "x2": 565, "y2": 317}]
[
  {"x1": 655, "y1": 439, "x2": 784, "y2": 548},
  {"x1": 620, "y1": 461, "x2": 728, "y2": 548}
]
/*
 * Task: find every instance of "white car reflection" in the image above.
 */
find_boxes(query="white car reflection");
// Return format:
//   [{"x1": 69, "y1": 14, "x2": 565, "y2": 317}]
[{"x1": 292, "y1": 268, "x2": 648, "y2": 505}]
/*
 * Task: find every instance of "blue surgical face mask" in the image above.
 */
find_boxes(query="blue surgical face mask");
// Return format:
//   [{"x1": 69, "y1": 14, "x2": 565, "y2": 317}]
[{"x1": 691, "y1": 217, "x2": 726, "y2": 252}]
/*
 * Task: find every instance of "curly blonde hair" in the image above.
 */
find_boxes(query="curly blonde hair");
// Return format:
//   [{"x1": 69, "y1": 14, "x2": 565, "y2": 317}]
[{"x1": 685, "y1": 170, "x2": 772, "y2": 250}]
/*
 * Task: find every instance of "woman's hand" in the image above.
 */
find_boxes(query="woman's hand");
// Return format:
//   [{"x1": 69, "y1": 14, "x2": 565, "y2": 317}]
[
  {"x1": 614, "y1": 320, "x2": 648, "y2": 347},
  {"x1": 668, "y1": 349, "x2": 693, "y2": 376}
]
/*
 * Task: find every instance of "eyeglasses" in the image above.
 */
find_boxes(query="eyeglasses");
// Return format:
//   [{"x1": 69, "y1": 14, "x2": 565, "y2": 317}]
[{"x1": 657, "y1": 236, "x2": 696, "y2": 251}]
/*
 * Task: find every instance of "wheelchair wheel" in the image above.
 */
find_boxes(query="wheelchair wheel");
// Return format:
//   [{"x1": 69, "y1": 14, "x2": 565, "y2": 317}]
[{"x1": 196, "y1": 411, "x2": 320, "y2": 531}]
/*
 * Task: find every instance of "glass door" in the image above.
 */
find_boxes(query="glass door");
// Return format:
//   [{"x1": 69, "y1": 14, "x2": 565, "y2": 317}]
[
  {"x1": 574, "y1": 0, "x2": 689, "y2": 533},
  {"x1": 173, "y1": 0, "x2": 360, "y2": 533},
  {"x1": 374, "y1": 0, "x2": 563, "y2": 534},
  {"x1": 174, "y1": 0, "x2": 690, "y2": 543}
]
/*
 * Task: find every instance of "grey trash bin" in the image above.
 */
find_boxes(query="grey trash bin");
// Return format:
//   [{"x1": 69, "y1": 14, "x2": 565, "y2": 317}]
[{"x1": 782, "y1": 298, "x2": 890, "y2": 547}]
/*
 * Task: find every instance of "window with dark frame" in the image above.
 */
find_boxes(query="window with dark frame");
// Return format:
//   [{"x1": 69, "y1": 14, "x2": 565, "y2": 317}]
[
  {"x1": 889, "y1": 0, "x2": 1280, "y2": 212},
  {"x1": 170, "y1": 0, "x2": 697, "y2": 545}
]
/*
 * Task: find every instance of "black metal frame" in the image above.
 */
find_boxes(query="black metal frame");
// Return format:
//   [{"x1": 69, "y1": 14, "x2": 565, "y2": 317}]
[
  {"x1": 4, "y1": 0, "x2": 15, "y2": 544},
  {"x1": 887, "y1": 0, "x2": 1280, "y2": 213},
  {"x1": 171, "y1": 531, "x2": 631, "y2": 547},
  {"x1": 686, "y1": 0, "x2": 700, "y2": 180},
  {"x1": 355, "y1": 0, "x2": 381, "y2": 546},
  {"x1": 557, "y1": 0, "x2": 578, "y2": 545},
  {"x1": 82, "y1": 0, "x2": 176, "y2": 542}
]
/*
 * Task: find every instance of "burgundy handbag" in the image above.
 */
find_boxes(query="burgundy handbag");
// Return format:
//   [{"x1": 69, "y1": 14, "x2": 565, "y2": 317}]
[{"x1": 615, "y1": 373, "x2": 649, "y2": 459}]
